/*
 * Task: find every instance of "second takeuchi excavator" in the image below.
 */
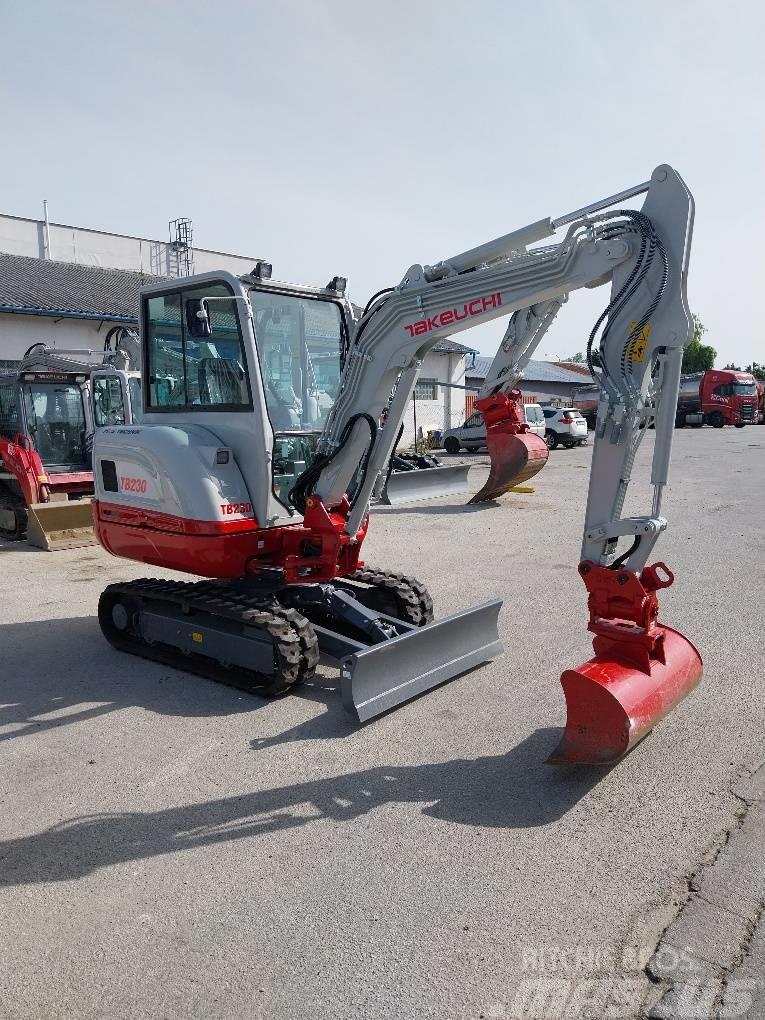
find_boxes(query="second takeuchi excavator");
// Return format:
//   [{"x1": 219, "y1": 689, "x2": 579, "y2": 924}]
[{"x1": 90, "y1": 164, "x2": 702, "y2": 762}]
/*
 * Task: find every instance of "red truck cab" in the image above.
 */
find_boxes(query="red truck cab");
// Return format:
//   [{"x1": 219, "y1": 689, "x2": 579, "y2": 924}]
[{"x1": 677, "y1": 370, "x2": 758, "y2": 428}]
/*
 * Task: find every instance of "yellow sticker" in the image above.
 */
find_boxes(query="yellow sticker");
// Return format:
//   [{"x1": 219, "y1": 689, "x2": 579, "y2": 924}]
[
  {"x1": 625, "y1": 321, "x2": 651, "y2": 363},
  {"x1": 192, "y1": 632, "x2": 204, "y2": 643}
]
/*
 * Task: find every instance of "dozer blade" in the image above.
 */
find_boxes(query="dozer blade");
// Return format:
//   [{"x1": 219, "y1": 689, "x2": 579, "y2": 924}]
[
  {"x1": 25, "y1": 499, "x2": 96, "y2": 551},
  {"x1": 468, "y1": 431, "x2": 548, "y2": 504},
  {"x1": 547, "y1": 625, "x2": 703, "y2": 765},
  {"x1": 377, "y1": 464, "x2": 472, "y2": 506},
  {"x1": 340, "y1": 599, "x2": 503, "y2": 722}
]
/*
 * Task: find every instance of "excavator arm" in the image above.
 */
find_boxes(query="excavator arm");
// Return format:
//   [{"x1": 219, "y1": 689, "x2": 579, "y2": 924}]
[{"x1": 296, "y1": 164, "x2": 701, "y2": 761}]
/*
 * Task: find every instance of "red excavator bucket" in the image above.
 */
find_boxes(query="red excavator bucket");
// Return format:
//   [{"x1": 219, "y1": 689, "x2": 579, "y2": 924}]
[
  {"x1": 468, "y1": 390, "x2": 549, "y2": 504},
  {"x1": 547, "y1": 561, "x2": 703, "y2": 765}
]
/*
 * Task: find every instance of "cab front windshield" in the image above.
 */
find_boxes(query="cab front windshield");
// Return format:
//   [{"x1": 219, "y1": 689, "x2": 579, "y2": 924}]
[
  {"x1": 250, "y1": 289, "x2": 345, "y2": 506},
  {"x1": 733, "y1": 382, "x2": 757, "y2": 397},
  {"x1": 22, "y1": 380, "x2": 87, "y2": 469},
  {"x1": 250, "y1": 289, "x2": 344, "y2": 432}
]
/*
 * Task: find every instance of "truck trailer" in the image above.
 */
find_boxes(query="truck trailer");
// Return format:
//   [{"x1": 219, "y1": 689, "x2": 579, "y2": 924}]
[
  {"x1": 675, "y1": 369, "x2": 758, "y2": 428},
  {"x1": 575, "y1": 369, "x2": 758, "y2": 430}
]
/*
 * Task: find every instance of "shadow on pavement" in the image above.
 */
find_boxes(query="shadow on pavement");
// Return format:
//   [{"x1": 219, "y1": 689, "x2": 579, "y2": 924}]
[
  {"x1": 0, "y1": 616, "x2": 348, "y2": 739},
  {"x1": 0, "y1": 728, "x2": 608, "y2": 886},
  {"x1": 0, "y1": 539, "x2": 45, "y2": 554},
  {"x1": 373, "y1": 501, "x2": 503, "y2": 516}
]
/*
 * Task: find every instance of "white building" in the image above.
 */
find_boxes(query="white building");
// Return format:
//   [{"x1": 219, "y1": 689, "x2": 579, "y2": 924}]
[
  {"x1": 0, "y1": 212, "x2": 260, "y2": 368},
  {"x1": 399, "y1": 340, "x2": 475, "y2": 447},
  {"x1": 0, "y1": 209, "x2": 475, "y2": 446}
]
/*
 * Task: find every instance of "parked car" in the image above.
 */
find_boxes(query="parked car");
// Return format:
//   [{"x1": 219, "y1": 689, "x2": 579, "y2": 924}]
[
  {"x1": 441, "y1": 403, "x2": 545, "y2": 453},
  {"x1": 541, "y1": 406, "x2": 588, "y2": 448}
]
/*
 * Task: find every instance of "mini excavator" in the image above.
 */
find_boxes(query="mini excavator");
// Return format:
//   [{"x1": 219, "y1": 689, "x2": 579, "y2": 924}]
[{"x1": 91, "y1": 165, "x2": 702, "y2": 762}]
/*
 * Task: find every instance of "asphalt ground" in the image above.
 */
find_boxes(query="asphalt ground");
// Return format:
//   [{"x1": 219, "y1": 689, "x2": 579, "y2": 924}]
[{"x1": 0, "y1": 426, "x2": 763, "y2": 1019}]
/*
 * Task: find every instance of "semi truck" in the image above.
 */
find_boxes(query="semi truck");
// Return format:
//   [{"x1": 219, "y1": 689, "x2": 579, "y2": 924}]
[
  {"x1": 675, "y1": 369, "x2": 758, "y2": 428},
  {"x1": 575, "y1": 369, "x2": 759, "y2": 430}
]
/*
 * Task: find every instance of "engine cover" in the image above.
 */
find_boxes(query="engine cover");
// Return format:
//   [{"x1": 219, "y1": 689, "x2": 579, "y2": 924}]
[{"x1": 92, "y1": 423, "x2": 264, "y2": 577}]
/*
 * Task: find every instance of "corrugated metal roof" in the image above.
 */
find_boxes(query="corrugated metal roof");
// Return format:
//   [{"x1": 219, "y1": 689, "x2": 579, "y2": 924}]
[
  {"x1": 432, "y1": 338, "x2": 477, "y2": 355},
  {"x1": 466, "y1": 355, "x2": 594, "y2": 384},
  {"x1": 0, "y1": 252, "x2": 164, "y2": 320},
  {"x1": 0, "y1": 257, "x2": 482, "y2": 357}
]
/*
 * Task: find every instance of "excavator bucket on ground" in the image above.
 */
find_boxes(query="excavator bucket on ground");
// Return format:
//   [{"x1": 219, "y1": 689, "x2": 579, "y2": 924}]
[
  {"x1": 547, "y1": 562, "x2": 703, "y2": 765},
  {"x1": 25, "y1": 497, "x2": 95, "y2": 551},
  {"x1": 468, "y1": 430, "x2": 548, "y2": 504}
]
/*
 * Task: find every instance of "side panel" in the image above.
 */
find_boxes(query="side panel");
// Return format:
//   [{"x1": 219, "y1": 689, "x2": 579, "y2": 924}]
[{"x1": 93, "y1": 424, "x2": 257, "y2": 528}]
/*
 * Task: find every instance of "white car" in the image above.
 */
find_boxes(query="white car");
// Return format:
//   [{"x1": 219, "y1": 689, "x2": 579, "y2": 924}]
[
  {"x1": 441, "y1": 403, "x2": 545, "y2": 453},
  {"x1": 541, "y1": 406, "x2": 588, "y2": 448}
]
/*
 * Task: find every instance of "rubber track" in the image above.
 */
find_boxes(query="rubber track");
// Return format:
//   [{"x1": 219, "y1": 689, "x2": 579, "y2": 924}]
[
  {"x1": 348, "y1": 568, "x2": 435, "y2": 627},
  {"x1": 99, "y1": 578, "x2": 319, "y2": 695}
]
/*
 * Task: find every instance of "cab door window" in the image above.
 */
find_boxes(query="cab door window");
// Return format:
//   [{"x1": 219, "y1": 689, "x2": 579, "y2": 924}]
[
  {"x1": 128, "y1": 377, "x2": 144, "y2": 423},
  {"x1": 93, "y1": 376, "x2": 126, "y2": 426},
  {"x1": 145, "y1": 283, "x2": 250, "y2": 409}
]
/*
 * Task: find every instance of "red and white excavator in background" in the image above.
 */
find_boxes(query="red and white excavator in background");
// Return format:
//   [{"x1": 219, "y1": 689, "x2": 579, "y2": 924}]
[
  {"x1": 91, "y1": 164, "x2": 702, "y2": 763},
  {"x1": 0, "y1": 327, "x2": 140, "y2": 549}
]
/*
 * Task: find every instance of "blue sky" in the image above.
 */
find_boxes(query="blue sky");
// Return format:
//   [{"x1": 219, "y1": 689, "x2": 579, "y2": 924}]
[{"x1": 2, "y1": 1, "x2": 762, "y2": 365}]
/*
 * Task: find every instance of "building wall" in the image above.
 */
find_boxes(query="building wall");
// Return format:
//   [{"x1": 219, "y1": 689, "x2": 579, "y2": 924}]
[
  {"x1": 0, "y1": 213, "x2": 260, "y2": 278},
  {"x1": 400, "y1": 351, "x2": 467, "y2": 447},
  {"x1": 0, "y1": 312, "x2": 118, "y2": 367}
]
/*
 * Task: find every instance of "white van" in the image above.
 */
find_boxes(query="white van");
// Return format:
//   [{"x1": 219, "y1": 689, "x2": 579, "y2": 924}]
[{"x1": 441, "y1": 403, "x2": 545, "y2": 453}]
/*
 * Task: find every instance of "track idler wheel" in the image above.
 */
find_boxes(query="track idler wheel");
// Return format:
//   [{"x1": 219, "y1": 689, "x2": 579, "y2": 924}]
[{"x1": 547, "y1": 562, "x2": 703, "y2": 766}]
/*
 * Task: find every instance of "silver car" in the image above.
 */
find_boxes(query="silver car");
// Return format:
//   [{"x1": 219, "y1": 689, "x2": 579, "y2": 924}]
[
  {"x1": 541, "y1": 406, "x2": 588, "y2": 448},
  {"x1": 441, "y1": 403, "x2": 545, "y2": 453}
]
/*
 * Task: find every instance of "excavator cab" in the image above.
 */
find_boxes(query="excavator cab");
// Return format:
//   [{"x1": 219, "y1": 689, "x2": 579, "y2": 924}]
[
  {"x1": 92, "y1": 370, "x2": 143, "y2": 429},
  {"x1": 0, "y1": 370, "x2": 95, "y2": 549}
]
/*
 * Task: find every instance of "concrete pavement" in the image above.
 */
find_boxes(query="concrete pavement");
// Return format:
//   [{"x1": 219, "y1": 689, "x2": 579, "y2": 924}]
[{"x1": 0, "y1": 427, "x2": 763, "y2": 1019}]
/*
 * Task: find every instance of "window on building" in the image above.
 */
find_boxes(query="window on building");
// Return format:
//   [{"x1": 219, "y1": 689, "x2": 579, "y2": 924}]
[
  {"x1": 145, "y1": 282, "x2": 250, "y2": 410},
  {"x1": 414, "y1": 379, "x2": 438, "y2": 400}
]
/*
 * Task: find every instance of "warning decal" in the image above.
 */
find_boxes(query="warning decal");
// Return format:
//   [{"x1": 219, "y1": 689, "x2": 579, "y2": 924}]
[{"x1": 625, "y1": 321, "x2": 652, "y2": 363}]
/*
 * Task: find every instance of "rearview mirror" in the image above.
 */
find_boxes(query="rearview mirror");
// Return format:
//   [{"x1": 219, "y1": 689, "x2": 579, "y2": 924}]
[{"x1": 185, "y1": 298, "x2": 212, "y2": 339}]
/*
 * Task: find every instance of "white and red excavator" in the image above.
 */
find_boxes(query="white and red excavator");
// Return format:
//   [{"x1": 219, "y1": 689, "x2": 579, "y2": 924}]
[
  {"x1": 0, "y1": 327, "x2": 140, "y2": 549},
  {"x1": 91, "y1": 164, "x2": 702, "y2": 764}
]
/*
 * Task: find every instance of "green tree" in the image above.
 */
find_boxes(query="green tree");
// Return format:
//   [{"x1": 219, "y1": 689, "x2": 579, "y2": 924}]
[
  {"x1": 566, "y1": 352, "x2": 585, "y2": 363},
  {"x1": 681, "y1": 314, "x2": 716, "y2": 373},
  {"x1": 723, "y1": 362, "x2": 741, "y2": 371},
  {"x1": 746, "y1": 361, "x2": 765, "y2": 382}
]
